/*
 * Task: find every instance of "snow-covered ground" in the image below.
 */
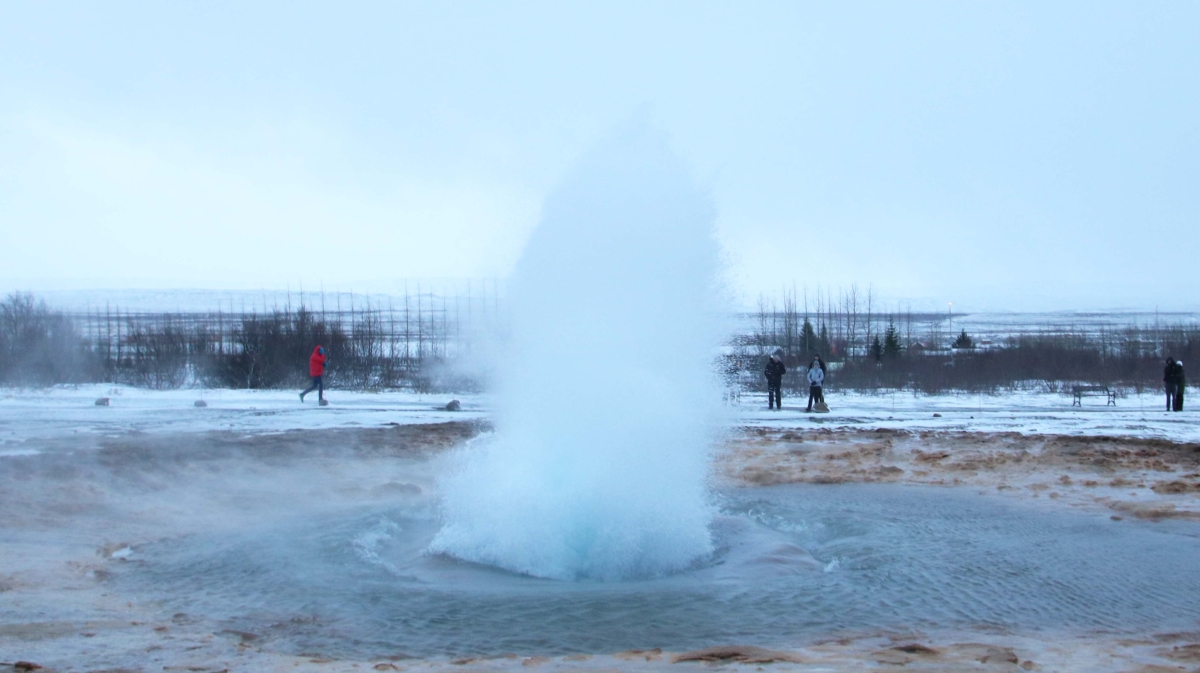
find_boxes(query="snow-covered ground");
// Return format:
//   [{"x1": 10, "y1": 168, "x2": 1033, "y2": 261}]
[
  {"x1": 0, "y1": 384, "x2": 489, "y2": 454},
  {"x1": 1, "y1": 385, "x2": 1193, "y2": 457},
  {"x1": 736, "y1": 388, "x2": 1198, "y2": 442}
]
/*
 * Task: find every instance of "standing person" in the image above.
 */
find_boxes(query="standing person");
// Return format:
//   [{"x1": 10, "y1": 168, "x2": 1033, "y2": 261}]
[
  {"x1": 1165, "y1": 357, "x2": 1181, "y2": 411},
  {"x1": 764, "y1": 349, "x2": 786, "y2": 410},
  {"x1": 300, "y1": 345, "x2": 327, "y2": 403},
  {"x1": 1175, "y1": 360, "x2": 1186, "y2": 411},
  {"x1": 806, "y1": 355, "x2": 825, "y2": 412}
]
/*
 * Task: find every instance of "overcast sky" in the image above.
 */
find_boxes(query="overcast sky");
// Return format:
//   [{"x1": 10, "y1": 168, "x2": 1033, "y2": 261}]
[{"x1": 2, "y1": 2, "x2": 1197, "y2": 311}]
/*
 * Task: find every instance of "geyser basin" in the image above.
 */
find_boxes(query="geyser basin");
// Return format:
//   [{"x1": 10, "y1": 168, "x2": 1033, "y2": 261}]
[{"x1": 111, "y1": 483, "x2": 1200, "y2": 659}]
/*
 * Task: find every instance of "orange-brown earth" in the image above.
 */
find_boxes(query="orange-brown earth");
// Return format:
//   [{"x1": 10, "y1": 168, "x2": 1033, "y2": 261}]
[{"x1": 718, "y1": 427, "x2": 1200, "y2": 520}]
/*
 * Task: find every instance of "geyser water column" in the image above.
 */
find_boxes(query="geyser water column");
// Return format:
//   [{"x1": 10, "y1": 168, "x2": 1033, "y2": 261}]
[{"x1": 430, "y1": 123, "x2": 725, "y2": 580}]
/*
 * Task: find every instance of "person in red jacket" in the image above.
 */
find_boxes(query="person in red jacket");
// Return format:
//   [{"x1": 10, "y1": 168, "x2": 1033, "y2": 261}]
[{"x1": 300, "y1": 345, "x2": 327, "y2": 403}]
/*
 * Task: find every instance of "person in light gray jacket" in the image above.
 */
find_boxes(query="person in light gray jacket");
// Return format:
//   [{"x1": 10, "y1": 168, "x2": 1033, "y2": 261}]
[{"x1": 806, "y1": 355, "x2": 825, "y2": 412}]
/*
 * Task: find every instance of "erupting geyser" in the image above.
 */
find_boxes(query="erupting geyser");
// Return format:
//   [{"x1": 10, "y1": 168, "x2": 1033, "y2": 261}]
[{"x1": 430, "y1": 122, "x2": 725, "y2": 580}]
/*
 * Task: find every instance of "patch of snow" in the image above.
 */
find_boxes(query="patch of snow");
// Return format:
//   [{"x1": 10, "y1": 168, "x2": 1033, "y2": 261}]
[
  {"x1": 0, "y1": 384, "x2": 490, "y2": 449},
  {"x1": 734, "y1": 389, "x2": 1199, "y2": 442}
]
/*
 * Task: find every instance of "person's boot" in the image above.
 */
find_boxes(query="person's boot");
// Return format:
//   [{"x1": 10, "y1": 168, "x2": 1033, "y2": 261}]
[{"x1": 300, "y1": 392, "x2": 306, "y2": 403}]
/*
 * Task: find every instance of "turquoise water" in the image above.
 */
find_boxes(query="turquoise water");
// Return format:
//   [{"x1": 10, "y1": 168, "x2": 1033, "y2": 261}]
[{"x1": 113, "y1": 484, "x2": 1200, "y2": 659}]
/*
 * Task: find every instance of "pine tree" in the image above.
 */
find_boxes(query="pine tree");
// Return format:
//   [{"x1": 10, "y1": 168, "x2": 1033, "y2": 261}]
[
  {"x1": 870, "y1": 335, "x2": 883, "y2": 362},
  {"x1": 883, "y1": 321, "x2": 903, "y2": 358},
  {"x1": 801, "y1": 318, "x2": 817, "y2": 355},
  {"x1": 953, "y1": 329, "x2": 974, "y2": 349}
]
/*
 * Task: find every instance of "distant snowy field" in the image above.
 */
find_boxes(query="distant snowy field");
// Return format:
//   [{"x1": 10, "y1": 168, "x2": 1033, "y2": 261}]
[
  {"x1": 0, "y1": 385, "x2": 489, "y2": 454},
  {"x1": 1, "y1": 384, "x2": 1194, "y2": 456},
  {"x1": 737, "y1": 389, "x2": 1198, "y2": 442}
]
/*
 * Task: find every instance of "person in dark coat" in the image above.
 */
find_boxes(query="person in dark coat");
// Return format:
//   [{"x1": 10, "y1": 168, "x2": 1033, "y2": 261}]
[
  {"x1": 1172, "y1": 359, "x2": 1185, "y2": 411},
  {"x1": 1165, "y1": 357, "x2": 1183, "y2": 411},
  {"x1": 301, "y1": 345, "x2": 327, "y2": 402},
  {"x1": 764, "y1": 350, "x2": 786, "y2": 410}
]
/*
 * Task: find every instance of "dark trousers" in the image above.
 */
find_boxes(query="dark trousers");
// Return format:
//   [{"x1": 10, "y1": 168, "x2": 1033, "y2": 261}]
[
  {"x1": 1166, "y1": 383, "x2": 1178, "y2": 411},
  {"x1": 302, "y1": 375, "x2": 324, "y2": 400},
  {"x1": 767, "y1": 382, "x2": 782, "y2": 409},
  {"x1": 807, "y1": 385, "x2": 824, "y2": 411}
]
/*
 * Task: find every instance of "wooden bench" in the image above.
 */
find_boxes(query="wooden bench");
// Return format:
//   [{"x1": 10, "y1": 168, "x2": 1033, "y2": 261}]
[{"x1": 1072, "y1": 385, "x2": 1116, "y2": 407}]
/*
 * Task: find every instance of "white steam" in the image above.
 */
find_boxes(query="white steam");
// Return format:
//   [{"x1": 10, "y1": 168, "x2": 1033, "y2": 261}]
[{"x1": 429, "y1": 122, "x2": 725, "y2": 580}]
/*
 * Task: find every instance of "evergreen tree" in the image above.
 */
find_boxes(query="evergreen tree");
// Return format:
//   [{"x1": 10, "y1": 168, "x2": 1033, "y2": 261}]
[
  {"x1": 953, "y1": 329, "x2": 975, "y2": 349},
  {"x1": 870, "y1": 335, "x2": 883, "y2": 362},
  {"x1": 818, "y1": 323, "x2": 830, "y2": 356},
  {"x1": 883, "y1": 321, "x2": 903, "y2": 358},
  {"x1": 801, "y1": 318, "x2": 816, "y2": 355}
]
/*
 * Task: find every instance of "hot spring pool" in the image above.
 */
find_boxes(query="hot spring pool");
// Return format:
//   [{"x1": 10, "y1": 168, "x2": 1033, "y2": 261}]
[{"x1": 110, "y1": 483, "x2": 1200, "y2": 659}]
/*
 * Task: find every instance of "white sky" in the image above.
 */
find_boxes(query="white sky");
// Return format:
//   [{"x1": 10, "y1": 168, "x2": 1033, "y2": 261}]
[{"x1": 2, "y1": 2, "x2": 1197, "y2": 311}]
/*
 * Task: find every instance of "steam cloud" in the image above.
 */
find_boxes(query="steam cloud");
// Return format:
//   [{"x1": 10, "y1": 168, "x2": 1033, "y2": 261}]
[{"x1": 430, "y1": 122, "x2": 725, "y2": 580}]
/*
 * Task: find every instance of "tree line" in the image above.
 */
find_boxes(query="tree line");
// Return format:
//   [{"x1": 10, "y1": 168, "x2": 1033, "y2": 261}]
[
  {"x1": 734, "y1": 285, "x2": 1198, "y2": 394},
  {"x1": 1, "y1": 289, "x2": 1195, "y2": 395},
  {"x1": 0, "y1": 290, "x2": 498, "y2": 392}
]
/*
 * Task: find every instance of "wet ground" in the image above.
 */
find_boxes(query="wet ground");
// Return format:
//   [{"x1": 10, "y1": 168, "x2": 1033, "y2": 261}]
[{"x1": 3, "y1": 414, "x2": 1200, "y2": 672}]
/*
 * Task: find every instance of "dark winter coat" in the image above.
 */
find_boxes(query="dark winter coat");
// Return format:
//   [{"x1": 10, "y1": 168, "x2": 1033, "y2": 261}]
[
  {"x1": 764, "y1": 358, "x2": 786, "y2": 385},
  {"x1": 309, "y1": 346, "x2": 327, "y2": 377},
  {"x1": 1165, "y1": 360, "x2": 1183, "y2": 385}
]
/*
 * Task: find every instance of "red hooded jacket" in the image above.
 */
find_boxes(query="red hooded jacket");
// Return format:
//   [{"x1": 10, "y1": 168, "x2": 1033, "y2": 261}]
[{"x1": 309, "y1": 346, "x2": 327, "y2": 377}]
